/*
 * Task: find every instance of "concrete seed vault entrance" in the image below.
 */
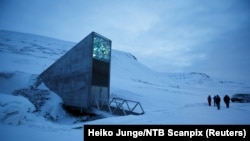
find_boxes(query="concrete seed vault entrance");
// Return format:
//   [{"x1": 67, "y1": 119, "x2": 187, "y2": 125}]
[{"x1": 39, "y1": 32, "x2": 111, "y2": 111}]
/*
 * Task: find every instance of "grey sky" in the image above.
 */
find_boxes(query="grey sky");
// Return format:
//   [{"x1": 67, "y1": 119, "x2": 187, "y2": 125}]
[{"x1": 1, "y1": 0, "x2": 250, "y2": 84}]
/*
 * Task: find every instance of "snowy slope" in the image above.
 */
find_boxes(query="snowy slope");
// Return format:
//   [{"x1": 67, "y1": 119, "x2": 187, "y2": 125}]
[
  {"x1": 0, "y1": 30, "x2": 74, "y2": 73},
  {"x1": 0, "y1": 30, "x2": 250, "y2": 141}
]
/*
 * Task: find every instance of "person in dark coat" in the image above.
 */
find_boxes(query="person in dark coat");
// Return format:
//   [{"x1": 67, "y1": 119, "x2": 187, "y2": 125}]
[
  {"x1": 215, "y1": 95, "x2": 221, "y2": 110},
  {"x1": 213, "y1": 95, "x2": 216, "y2": 107},
  {"x1": 207, "y1": 95, "x2": 212, "y2": 106},
  {"x1": 223, "y1": 95, "x2": 230, "y2": 108}
]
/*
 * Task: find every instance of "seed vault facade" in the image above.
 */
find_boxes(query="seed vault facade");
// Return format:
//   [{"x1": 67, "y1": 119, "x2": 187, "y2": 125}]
[{"x1": 39, "y1": 32, "x2": 111, "y2": 110}]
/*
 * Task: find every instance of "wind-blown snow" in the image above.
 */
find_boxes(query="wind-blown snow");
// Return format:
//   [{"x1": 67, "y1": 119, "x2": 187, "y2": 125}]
[{"x1": 0, "y1": 30, "x2": 250, "y2": 141}]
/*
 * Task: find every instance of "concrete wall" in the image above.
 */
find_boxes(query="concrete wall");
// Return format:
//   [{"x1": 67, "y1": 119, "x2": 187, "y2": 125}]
[{"x1": 40, "y1": 32, "x2": 93, "y2": 109}]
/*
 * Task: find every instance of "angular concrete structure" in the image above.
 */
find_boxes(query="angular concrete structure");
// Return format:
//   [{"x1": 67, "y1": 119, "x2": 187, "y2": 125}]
[{"x1": 39, "y1": 32, "x2": 111, "y2": 111}]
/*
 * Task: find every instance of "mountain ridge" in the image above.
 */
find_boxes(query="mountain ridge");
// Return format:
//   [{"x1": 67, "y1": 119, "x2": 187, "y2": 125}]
[{"x1": 1, "y1": 29, "x2": 249, "y2": 97}]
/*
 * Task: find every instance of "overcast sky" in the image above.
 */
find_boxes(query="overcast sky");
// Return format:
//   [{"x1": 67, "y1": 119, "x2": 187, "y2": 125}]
[{"x1": 0, "y1": 0, "x2": 250, "y2": 84}]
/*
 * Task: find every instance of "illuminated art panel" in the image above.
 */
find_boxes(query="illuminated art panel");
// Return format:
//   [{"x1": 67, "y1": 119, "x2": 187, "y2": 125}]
[{"x1": 93, "y1": 36, "x2": 111, "y2": 62}]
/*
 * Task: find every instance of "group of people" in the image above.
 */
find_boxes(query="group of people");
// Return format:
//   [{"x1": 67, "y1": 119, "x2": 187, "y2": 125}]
[{"x1": 207, "y1": 94, "x2": 230, "y2": 110}]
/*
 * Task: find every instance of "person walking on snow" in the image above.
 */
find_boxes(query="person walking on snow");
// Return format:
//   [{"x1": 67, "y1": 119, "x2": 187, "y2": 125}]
[
  {"x1": 207, "y1": 95, "x2": 212, "y2": 106},
  {"x1": 215, "y1": 95, "x2": 221, "y2": 110},
  {"x1": 213, "y1": 95, "x2": 216, "y2": 107},
  {"x1": 223, "y1": 95, "x2": 230, "y2": 108}
]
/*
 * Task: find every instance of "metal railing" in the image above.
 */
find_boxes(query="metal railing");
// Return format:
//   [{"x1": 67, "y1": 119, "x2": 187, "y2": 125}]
[{"x1": 94, "y1": 97, "x2": 145, "y2": 115}]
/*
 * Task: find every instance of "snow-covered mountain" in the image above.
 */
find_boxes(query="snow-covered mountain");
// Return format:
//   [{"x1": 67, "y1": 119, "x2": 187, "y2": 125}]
[{"x1": 1, "y1": 30, "x2": 250, "y2": 141}]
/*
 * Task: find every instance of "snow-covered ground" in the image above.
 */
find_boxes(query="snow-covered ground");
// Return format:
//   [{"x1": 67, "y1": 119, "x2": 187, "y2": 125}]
[{"x1": 1, "y1": 30, "x2": 250, "y2": 141}]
